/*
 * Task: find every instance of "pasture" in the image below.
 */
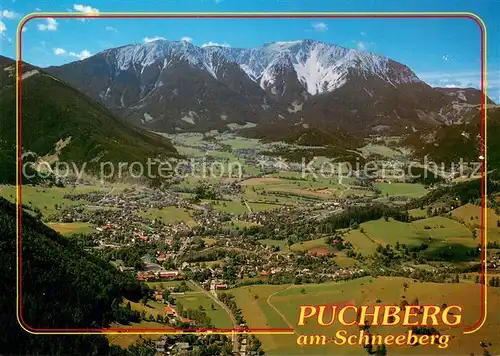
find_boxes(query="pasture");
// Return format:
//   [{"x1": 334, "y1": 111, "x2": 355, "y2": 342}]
[
  {"x1": 289, "y1": 237, "x2": 332, "y2": 253},
  {"x1": 451, "y1": 203, "x2": 500, "y2": 243},
  {"x1": 0, "y1": 184, "x2": 128, "y2": 218},
  {"x1": 224, "y1": 220, "x2": 261, "y2": 229},
  {"x1": 342, "y1": 229, "x2": 379, "y2": 255},
  {"x1": 259, "y1": 239, "x2": 290, "y2": 252},
  {"x1": 342, "y1": 217, "x2": 477, "y2": 261},
  {"x1": 374, "y1": 182, "x2": 427, "y2": 198},
  {"x1": 202, "y1": 237, "x2": 217, "y2": 247},
  {"x1": 241, "y1": 176, "x2": 352, "y2": 200},
  {"x1": 172, "y1": 292, "x2": 233, "y2": 328},
  {"x1": 46, "y1": 222, "x2": 95, "y2": 235},
  {"x1": 409, "y1": 208, "x2": 428, "y2": 218},
  {"x1": 138, "y1": 206, "x2": 197, "y2": 225},
  {"x1": 359, "y1": 143, "x2": 402, "y2": 158},
  {"x1": 210, "y1": 200, "x2": 250, "y2": 214},
  {"x1": 230, "y1": 277, "x2": 498, "y2": 355}
]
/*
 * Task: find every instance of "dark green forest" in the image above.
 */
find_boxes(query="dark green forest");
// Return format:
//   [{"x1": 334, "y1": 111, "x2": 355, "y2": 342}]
[
  {"x1": 0, "y1": 197, "x2": 151, "y2": 354},
  {"x1": 0, "y1": 55, "x2": 178, "y2": 184}
]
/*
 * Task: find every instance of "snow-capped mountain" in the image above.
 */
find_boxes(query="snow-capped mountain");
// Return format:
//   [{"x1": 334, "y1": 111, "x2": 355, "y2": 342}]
[
  {"x1": 229, "y1": 40, "x2": 421, "y2": 96},
  {"x1": 46, "y1": 39, "x2": 489, "y2": 134}
]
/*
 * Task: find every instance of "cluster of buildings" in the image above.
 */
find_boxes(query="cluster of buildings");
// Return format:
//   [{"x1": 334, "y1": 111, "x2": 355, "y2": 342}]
[{"x1": 136, "y1": 269, "x2": 183, "y2": 282}]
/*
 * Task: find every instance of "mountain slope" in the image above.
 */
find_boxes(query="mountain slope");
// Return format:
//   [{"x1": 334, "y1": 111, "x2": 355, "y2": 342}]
[
  {"x1": 402, "y1": 107, "x2": 500, "y2": 169},
  {"x1": 230, "y1": 40, "x2": 421, "y2": 96},
  {"x1": 435, "y1": 87, "x2": 494, "y2": 106},
  {"x1": 0, "y1": 197, "x2": 148, "y2": 354},
  {"x1": 47, "y1": 41, "x2": 280, "y2": 132},
  {"x1": 46, "y1": 39, "x2": 494, "y2": 136},
  {"x1": 0, "y1": 55, "x2": 177, "y2": 183}
]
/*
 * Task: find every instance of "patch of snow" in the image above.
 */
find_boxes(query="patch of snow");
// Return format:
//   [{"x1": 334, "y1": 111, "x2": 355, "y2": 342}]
[
  {"x1": 120, "y1": 90, "x2": 126, "y2": 107},
  {"x1": 288, "y1": 101, "x2": 303, "y2": 113},
  {"x1": 21, "y1": 69, "x2": 39, "y2": 80},
  {"x1": 143, "y1": 113, "x2": 154, "y2": 122},
  {"x1": 99, "y1": 39, "x2": 421, "y2": 100},
  {"x1": 180, "y1": 111, "x2": 197, "y2": 124},
  {"x1": 226, "y1": 122, "x2": 257, "y2": 130}
]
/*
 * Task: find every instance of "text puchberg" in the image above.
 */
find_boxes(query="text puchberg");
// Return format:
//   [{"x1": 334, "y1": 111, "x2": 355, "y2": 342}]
[{"x1": 295, "y1": 304, "x2": 462, "y2": 349}]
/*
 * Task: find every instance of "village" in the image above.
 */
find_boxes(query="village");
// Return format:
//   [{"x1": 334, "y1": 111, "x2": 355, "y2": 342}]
[
  {"x1": 33, "y1": 136, "x2": 495, "y2": 355},
  {"x1": 43, "y1": 182, "x2": 368, "y2": 352}
]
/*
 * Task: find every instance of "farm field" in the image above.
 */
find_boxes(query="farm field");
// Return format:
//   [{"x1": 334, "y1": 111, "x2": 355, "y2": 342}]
[
  {"x1": 218, "y1": 136, "x2": 262, "y2": 150},
  {"x1": 202, "y1": 237, "x2": 217, "y2": 247},
  {"x1": 258, "y1": 239, "x2": 290, "y2": 252},
  {"x1": 342, "y1": 229, "x2": 379, "y2": 255},
  {"x1": 209, "y1": 200, "x2": 251, "y2": 214},
  {"x1": 341, "y1": 216, "x2": 477, "y2": 261},
  {"x1": 209, "y1": 198, "x2": 283, "y2": 214},
  {"x1": 290, "y1": 237, "x2": 332, "y2": 253},
  {"x1": 242, "y1": 187, "x2": 313, "y2": 206},
  {"x1": 230, "y1": 277, "x2": 498, "y2": 355},
  {"x1": 368, "y1": 217, "x2": 471, "y2": 245},
  {"x1": 138, "y1": 206, "x2": 197, "y2": 226},
  {"x1": 374, "y1": 182, "x2": 427, "y2": 198},
  {"x1": 170, "y1": 176, "x2": 222, "y2": 190},
  {"x1": 361, "y1": 217, "x2": 471, "y2": 245},
  {"x1": 241, "y1": 176, "x2": 353, "y2": 200},
  {"x1": 165, "y1": 132, "x2": 267, "y2": 179},
  {"x1": 358, "y1": 143, "x2": 402, "y2": 158},
  {"x1": 0, "y1": 184, "x2": 130, "y2": 218},
  {"x1": 410, "y1": 216, "x2": 473, "y2": 239},
  {"x1": 46, "y1": 221, "x2": 95, "y2": 235},
  {"x1": 203, "y1": 259, "x2": 226, "y2": 268},
  {"x1": 248, "y1": 201, "x2": 283, "y2": 212},
  {"x1": 0, "y1": 185, "x2": 103, "y2": 217},
  {"x1": 230, "y1": 284, "x2": 293, "y2": 352},
  {"x1": 331, "y1": 251, "x2": 358, "y2": 268},
  {"x1": 173, "y1": 292, "x2": 233, "y2": 328},
  {"x1": 451, "y1": 203, "x2": 500, "y2": 242},
  {"x1": 409, "y1": 208, "x2": 428, "y2": 218}
]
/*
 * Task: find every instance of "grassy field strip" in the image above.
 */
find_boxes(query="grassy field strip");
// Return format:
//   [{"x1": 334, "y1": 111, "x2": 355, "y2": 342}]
[
  {"x1": 189, "y1": 280, "x2": 236, "y2": 328},
  {"x1": 266, "y1": 285, "x2": 298, "y2": 335},
  {"x1": 231, "y1": 277, "x2": 497, "y2": 355},
  {"x1": 46, "y1": 222, "x2": 95, "y2": 235},
  {"x1": 374, "y1": 182, "x2": 427, "y2": 198}
]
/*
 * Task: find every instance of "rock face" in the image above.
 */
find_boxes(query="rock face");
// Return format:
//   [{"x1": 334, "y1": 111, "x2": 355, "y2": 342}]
[{"x1": 46, "y1": 39, "x2": 493, "y2": 135}]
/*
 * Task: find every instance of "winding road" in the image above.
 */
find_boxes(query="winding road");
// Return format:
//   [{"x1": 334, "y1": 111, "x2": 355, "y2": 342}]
[
  {"x1": 265, "y1": 284, "x2": 297, "y2": 335},
  {"x1": 189, "y1": 280, "x2": 240, "y2": 354}
]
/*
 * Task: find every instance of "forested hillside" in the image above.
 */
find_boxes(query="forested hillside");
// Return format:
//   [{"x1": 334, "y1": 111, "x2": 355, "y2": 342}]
[
  {"x1": 0, "y1": 197, "x2": 150, "y2": 354},
  {"x1": 0, "y1": 55, "x2": 178, "y2": 184}
]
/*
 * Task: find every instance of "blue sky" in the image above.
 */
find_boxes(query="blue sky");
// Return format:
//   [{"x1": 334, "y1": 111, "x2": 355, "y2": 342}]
[{"x1": 1, "y1": 0, "x2": 499, "y2": 101}]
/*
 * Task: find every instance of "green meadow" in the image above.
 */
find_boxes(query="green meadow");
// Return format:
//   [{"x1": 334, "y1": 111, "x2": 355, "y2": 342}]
[{"x1": 230, "y1": 277, "x2": 497, "y2": 355}]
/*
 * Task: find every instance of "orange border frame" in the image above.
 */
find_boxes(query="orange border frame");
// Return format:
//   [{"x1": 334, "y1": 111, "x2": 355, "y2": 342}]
[{"x1": 15, "y1": 12, "x2": 488, "y2": 337}]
